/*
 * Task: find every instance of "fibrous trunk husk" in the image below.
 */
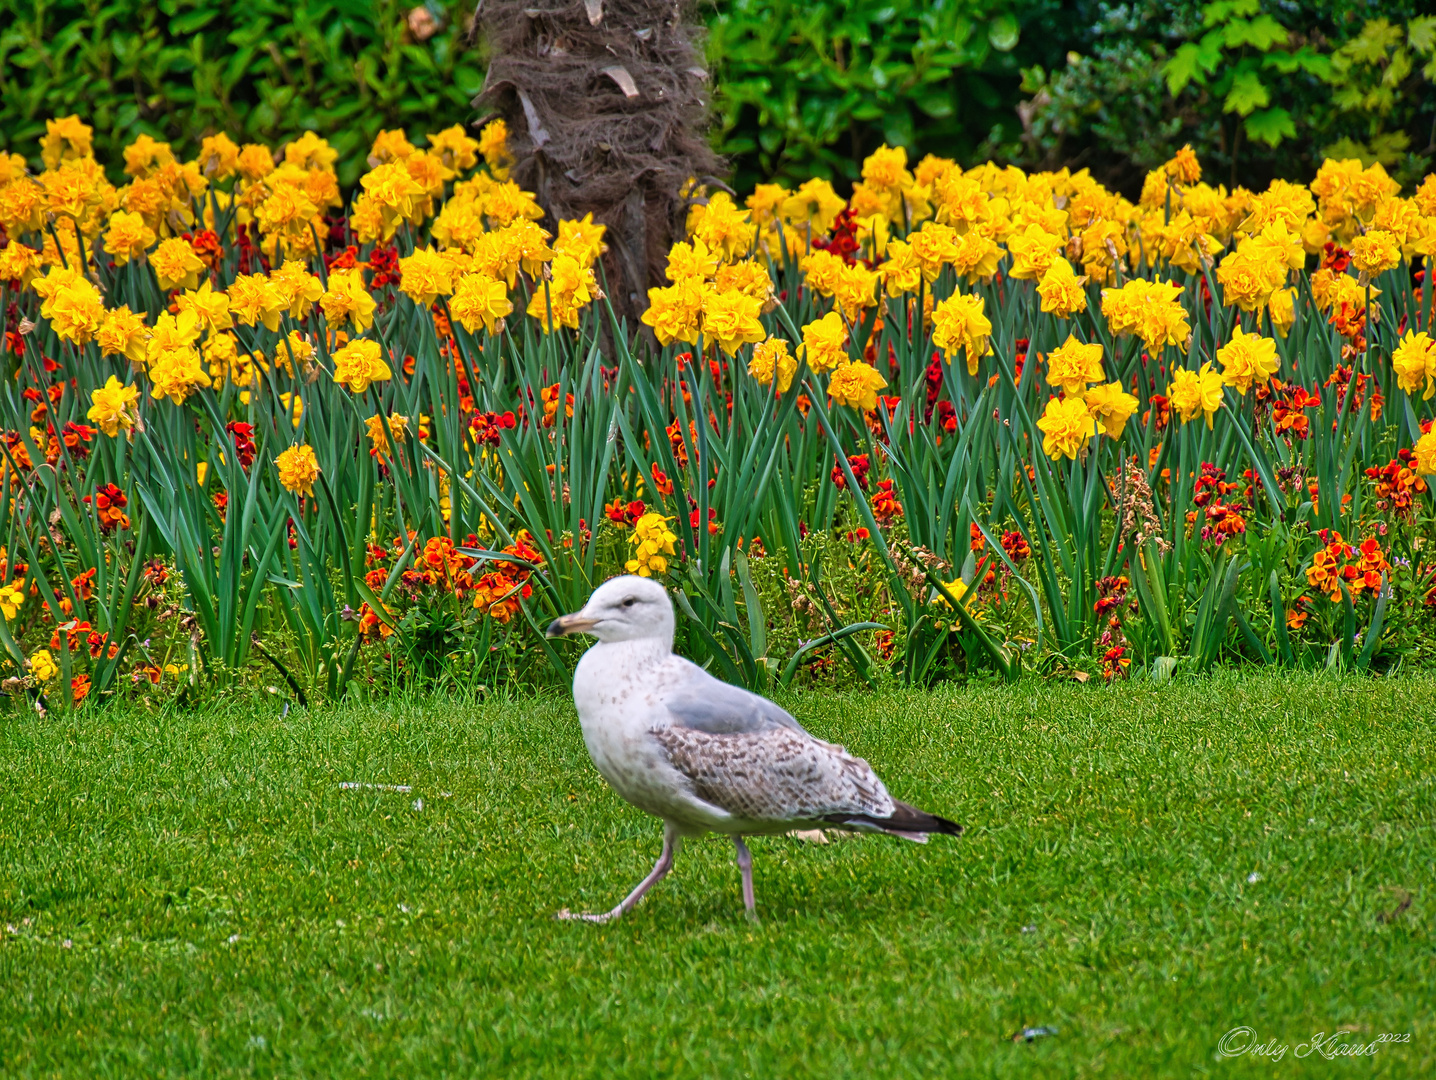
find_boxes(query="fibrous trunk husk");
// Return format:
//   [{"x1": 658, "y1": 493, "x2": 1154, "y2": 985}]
[{"x1": 474, "y1": 0, "x2": 723, "y2": 328}]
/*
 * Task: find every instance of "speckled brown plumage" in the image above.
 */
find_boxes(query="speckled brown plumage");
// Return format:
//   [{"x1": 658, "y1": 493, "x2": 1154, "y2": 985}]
[{"x1": 651, "y1": 724, "x2": 895, "y2": 824}]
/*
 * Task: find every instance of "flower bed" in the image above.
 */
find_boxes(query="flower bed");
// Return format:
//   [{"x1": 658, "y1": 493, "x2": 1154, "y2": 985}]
[{"x1": 1, "y1": 116, "x2": 1435, "y2": 704}]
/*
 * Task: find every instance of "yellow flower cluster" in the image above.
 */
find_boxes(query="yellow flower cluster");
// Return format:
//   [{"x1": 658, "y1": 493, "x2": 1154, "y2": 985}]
[
  {"x1": 346, "y1": 126, "x2": 478, "y2": 245},
  {"x1": 1215, "y1": 224, "x2": 1298, "y2": 313},
  {"x1": 1037, "y1": 396, "x2": 1097, "y2": 461},
  {"x1": 379, "y1": 146, "x2": 604, "y2": 332},
  {"x1": 1151, "y1": 327, "x2": 1282, "y2": 429},
  {"x1": 1214, "y1": 327, "x2": 1280, "y2": 396},
  {"x1": 931, "y1": 292, "x2": 993, "y2": 375},
  {"x1": 86, "y1": 376, "x2": 141, "y2": 436},
  {"x1": 1349, "y1": 230, "x2": 1401, "y2": 277},
  {"x1": 745, "y1": 143, "x2": 1436, "y2": 396},
  {"x1": 1393, "y1": 332, "x2": 1436, "y2": 400},
  {"x1": 450, "y1": 272, "x2": 512, "y2": 335},
  {"x1": 144, "y1": 309, "x2": 212, "y2": 405},
  {"x1": 10, "y1": 120, "x2": 1436, "y2": 481},
  {"x1": 641, "y1": 223, "x2": 769, "y2": 355},
  {"x1": 1037, "y1": 258, "x2": 1088, "y2": 318},
  {"x1": 1168, "y1": 364, "x2": 1225, "y2": 429},
  {"x1": 747, "y1": 337, "x2": 797, "y2": 394},
  {"x1": 276, "y1": 444, "x2": 321, "y2": 497},
  {"x1": 0, "y1": 579, "x2": 25, "y2": 621},
  {"x1": 3, "y1": 117, "x2": 617, "y2": 420},
  {"x1": 366, "y1": 413, "x2": 410, "y2": 459},
  {"x1": 798, "y1": 311, "x2": 848, "y2": 374},
  {"x1": 34, "y1": 266, "x2": 105, "y2": 347},
  {"x1": 1035, "y1": 337, "x2": 1137, "y2": 460},
  {"x1": 757, "y1": 308, "x2": 887, "y2": 412},
  {"x1": 398, "y1": 247, "x2": 459, "y2": 307},
  {"x1": 1416, "y1": 428, "x2": 1436, "y2": 477},
  {"x1": 29, "y1": 649, "x2": 58, "y2": 682},
  {"x1": 625, "y1": 512, "x2": 677, "y2": 577},
  {"x1": 1101, "y1": 279, "x2": 1191, "y2": 355},
  {"x1": 826, "y1": 360, "x2": 888, "y2": 412},
  {"x1": 13, "y1": 111, "x2": 609, "y2": 417},
  {"x1": 322, "y1": 268, "x2": 378, "y2": 333},
  {"x1": 526, "y1": 252, "x2": 598, "y2": 333},
  {"x1": 332, "y1": 339, "x2": 392, "y2": 394},
  {"x1": 1044, "y1": 335, "x2": 1105, "y2": 398}
]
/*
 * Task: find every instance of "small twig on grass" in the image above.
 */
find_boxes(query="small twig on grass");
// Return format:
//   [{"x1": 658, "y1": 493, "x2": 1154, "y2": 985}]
[{"x1": 1377, "y1": 889, "x2": 1413, "y2": 923}]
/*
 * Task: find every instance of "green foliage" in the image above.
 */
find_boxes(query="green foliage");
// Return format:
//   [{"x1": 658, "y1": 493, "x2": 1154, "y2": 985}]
[
  {"x1": 4, "y1": 0, "x2": 1434, "y2": 202},
  {"x1": 1159, "y1": 1, "x2": 1329, "y2": 152},
  {"x1": 0, "y1": 0, "x2": 484, "y2": 187},
  {"x1": 0, "y1": 0, "x2": 1061, "y2": 198},
  {"x1": 1018, "y1": 1, "x2": 1436, "y2": 192},
  {"x1": 1241, "y1": 104, "x2": 1294, "y2": 146},
  {"x1": 1323, "y1": 17, "x2": 1436, "y2": 182},
  {"x1": 705, "y1": 0, "x2": 1052, "y2": 192},
  {"x1": 1161, "y1": 0, "x2": 1308, "y2": 109}
]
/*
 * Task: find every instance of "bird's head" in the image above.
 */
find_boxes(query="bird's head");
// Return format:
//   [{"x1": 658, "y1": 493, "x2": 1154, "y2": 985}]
[{"x1": 546, "y1": 575, "x2": 675, "y2": 645}]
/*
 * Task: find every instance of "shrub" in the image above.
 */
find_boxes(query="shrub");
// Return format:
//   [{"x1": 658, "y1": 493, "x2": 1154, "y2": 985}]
[
  {"x1": 0, "y1": 0, "x2": 484, "y2": 188},
  {"x1": 1016, "y1": 1, "x2": 1436, "y2": 193},
  {"x1": 706, "y1": 0, "x2": 1060, "y2": 192},
  {"x1": 0, "y1": 0, "x2": 1068, "y2": 196},
  {"x1": 5, "y1": 0, "x2": 1435, "y2": 202}
]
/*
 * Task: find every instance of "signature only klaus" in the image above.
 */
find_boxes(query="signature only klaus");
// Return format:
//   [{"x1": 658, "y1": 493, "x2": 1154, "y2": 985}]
[{"x1": 1218, "y1": 1026, "x2": 1412, "y2": 1061}]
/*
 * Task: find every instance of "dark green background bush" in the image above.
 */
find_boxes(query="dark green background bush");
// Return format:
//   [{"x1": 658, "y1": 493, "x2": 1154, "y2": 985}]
[
  {"x1": 0, "y1": 0, "x2": 484, "y2": 188},
  {"x1": 705, "y1": 0, "x2": 1065, "y2": 190},
  {"x1": 2, "y1": 0, "x2": 1432, "y2": 194},
  {"x1": 1014, "y1": 1, "x2": 1436, "y2": 194}
]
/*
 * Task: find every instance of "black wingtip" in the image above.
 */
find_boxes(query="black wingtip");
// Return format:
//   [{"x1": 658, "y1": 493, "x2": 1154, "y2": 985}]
[
  {"x1": 915, "y1": 812, "x2": 964, "y2": 837},
  {"x1": 822, "y1": 800, "x2": 964, "y2": 838},
  {"x1": 886, "y1": 799, "x2": 965, "y2": 836}
]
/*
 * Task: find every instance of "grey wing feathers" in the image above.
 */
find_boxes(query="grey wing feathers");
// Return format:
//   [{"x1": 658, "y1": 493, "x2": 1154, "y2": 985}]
[
  {"x1": 651, "y1": 724, "x2": 894, "y2": 823},
  {"x1": 663, "y1": 666, "x2": 807, "y2": 735}
]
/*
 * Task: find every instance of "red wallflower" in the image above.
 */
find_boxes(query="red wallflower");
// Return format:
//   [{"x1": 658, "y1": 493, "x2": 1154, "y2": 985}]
[
  {"x1": 870, "y1": 479, "x2": 903, "y2": 525},
  {"x1": 605, "y1": 498, "x2": 646, "y2": 525},
  {"x1": 226, "y1": 421, "x2": 257, "y2": 468},
  {"x1": 832, "y1": 453, "x2": 869, "y2": 491},
  {"x1": 650, "y1": 462, "x2": 674, "y2": 495},
  {"x1": 83, "y1": 484, "x2": 130, "y2": 532}
]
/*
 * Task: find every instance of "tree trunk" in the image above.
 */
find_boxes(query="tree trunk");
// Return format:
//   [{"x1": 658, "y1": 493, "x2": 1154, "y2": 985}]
[{"x1": 473, "y1": 0, "x2": 723, "y2": 330}]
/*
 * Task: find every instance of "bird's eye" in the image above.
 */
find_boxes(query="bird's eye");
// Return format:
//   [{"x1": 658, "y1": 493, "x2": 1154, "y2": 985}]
[{"x1": 622, "y1": 596, "x2": 638, "y2": 608}]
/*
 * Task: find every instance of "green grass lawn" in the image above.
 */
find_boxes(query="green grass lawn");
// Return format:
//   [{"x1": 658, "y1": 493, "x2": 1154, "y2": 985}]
[{"x1": 1, "y1": 671, "x2": 1432, "y2": 1078}]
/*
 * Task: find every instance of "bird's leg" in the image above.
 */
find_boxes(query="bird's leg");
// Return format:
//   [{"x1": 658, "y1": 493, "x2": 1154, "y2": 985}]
[
  {"x1": 732, "y1": 835, "x2": 758, "y2": 921},
  {"x1": 557, "y1": 823, "x2": 680, "y2": 923}
]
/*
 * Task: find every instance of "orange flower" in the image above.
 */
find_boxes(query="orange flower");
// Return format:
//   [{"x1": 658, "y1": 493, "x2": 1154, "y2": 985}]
[
  {"x1": 1365, "y1": 448, "x2": 1429, "y2": 520},
  {"x1": 1304, "y1": 529, "x2": 1390, "y2": 602},
  {"x1": 650, "y1": 462, "x2": 675, "y2": 496},
  {"x1": 82, "y1": 483, "x2": 131, "y2": 532},
  {"x1": 357, "y1": 602, "x2": 396, "y2": 642},
  {"x1": 870, "y1": 479, "x2": 903, "y2": 525},
  {"x1": 70, "y1": 673, "x2": 92, "y2": 705},
  {"x1": 540, "y1": 383, "x2": 574, "y2": 426},
  {"x1": 472, "y1": 534, "x2": 543, "y2": 620}
]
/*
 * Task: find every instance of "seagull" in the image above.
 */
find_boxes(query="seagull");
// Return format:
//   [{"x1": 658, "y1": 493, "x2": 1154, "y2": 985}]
[{"x1": 546, "y1": 575, "x2": 962, "y2": 922}]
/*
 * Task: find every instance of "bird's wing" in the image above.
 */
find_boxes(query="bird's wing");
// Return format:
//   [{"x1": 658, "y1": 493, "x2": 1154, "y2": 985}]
[
  {"x1": 661, "y1": 660, "x2": 809, "y2": 736},
  {"x1": 651, "y1": 719, "x2": 894, "y2": 823}
]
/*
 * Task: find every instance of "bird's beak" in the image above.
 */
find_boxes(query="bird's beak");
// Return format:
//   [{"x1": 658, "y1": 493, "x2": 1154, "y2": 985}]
[{"x1": 546, "y1": 612, "x2": 599, "y2": 638}]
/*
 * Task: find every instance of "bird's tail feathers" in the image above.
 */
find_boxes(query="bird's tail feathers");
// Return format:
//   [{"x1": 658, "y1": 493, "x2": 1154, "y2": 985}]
[{"x1": 822, "y1": 800, "x2": 962, "y2": 841}]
